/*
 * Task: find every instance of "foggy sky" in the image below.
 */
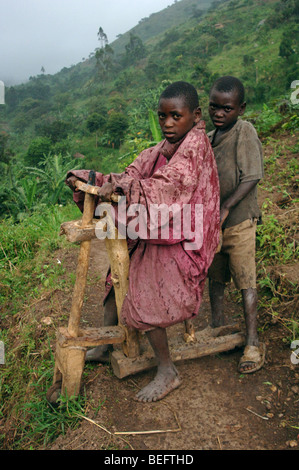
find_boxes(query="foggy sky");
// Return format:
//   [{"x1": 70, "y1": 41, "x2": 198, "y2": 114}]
[{"x1": 0, "y1": 0, "x2": 174, "y2": 85}]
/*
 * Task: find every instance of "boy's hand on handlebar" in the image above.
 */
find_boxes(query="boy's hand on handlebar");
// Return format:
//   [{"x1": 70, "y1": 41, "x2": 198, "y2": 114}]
[
  {"x1": 66, "y1": 176, "x2": 115, "y2": 202},
  {"x1": 66, "y1": 176, "x2": 79, "y2": 191},
  {"x1": 97, "y1": 182, "x2": 114, "y2": 202}
]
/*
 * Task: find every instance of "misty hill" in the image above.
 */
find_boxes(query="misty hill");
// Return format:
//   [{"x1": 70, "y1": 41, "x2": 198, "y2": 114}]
[
  {"x1": 110, "y1": 0, "x2": 213, "y2": 56},
  {"x1": 0, "y1": 0, "x2": 298, "y2": 185}
]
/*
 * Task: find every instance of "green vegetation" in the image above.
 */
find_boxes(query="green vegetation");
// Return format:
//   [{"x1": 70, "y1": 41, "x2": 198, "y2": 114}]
[
  {"x1": 1, "y1": 0, "x2": 298, "y2": 172},
  {"x1": 0, "y1": 0, "x2": 298, "y2": 450},
  {"x1": 256, "y1": 207, "x2": 299, "y2": 343},
  {"x1": 0, "y1": 203, "x2": 82, "y2": 448}
]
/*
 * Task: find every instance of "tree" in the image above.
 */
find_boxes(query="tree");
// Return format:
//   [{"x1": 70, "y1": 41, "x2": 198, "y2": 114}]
[
  {"x1": 243, "y1": 54, "x2": 254, "y2": 67},
  {"x1": 97, "y1": 27, "x2": 108, "y2": 49},
  {"x1": 106, "y1": 112, "x2": 129, "y2": 148},
  {"x1": 124, "y1": 33, "x2": 146, "y2": 65},
  {"x1": 191, "y1": 6, "x2": 204, "y2": 18},
  {"x1": 108, "y1": 94, "x2": 127, "y2": 112},
  {"x1": 279, "y1": 32, "x2": 295, "y2": 58},
  {"x1": 95, "y1": 44, "x2": 114, "y2": 79},
  {"x1": 86, "y1": 112, "x2": 107, "y2": 133},
  {"x1": 36, "y1": 120, "x2": 69, "y2": 144},
  {"x1": 0, "y1": 131, "x2": 11, "y2": 164},
  {"x1": 25, "y1": 137, "x2": 52, "y2": 166}
]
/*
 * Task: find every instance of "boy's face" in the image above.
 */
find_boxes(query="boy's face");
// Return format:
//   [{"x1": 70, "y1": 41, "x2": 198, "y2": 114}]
[
  {"x1": 158, "y1": 97, "x2": 201, "y2": 144},
  {"x1": 209, "y1": 89, "x2": 246, "y2": 131}
]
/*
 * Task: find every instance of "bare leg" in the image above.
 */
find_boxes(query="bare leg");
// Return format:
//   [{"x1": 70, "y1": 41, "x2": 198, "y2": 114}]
[
  {"x1": 136, "y1": 327, "x2": 181, "y2": 403},
  {"x1": 85, "y1": 290, "x2": 118, "y2": 362},
  {"x1": 210, "y1": 278, "x2": 262, "y2": 373},
  {"x1": 242, "y1": 288, "x2": 259, "y2": 346},
  {"x1": 209, "y1": 279, "x2": 226, "y2": 327},
  {"x1": 238, "y1": 288, "x2": 264, "y2": 373},
  {"x1": 239, "y1": 288, "x2": 259, "y2": 373}
]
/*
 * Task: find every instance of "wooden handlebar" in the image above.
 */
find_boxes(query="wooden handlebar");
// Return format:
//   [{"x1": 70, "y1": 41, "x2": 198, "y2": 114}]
[{"x1": 74, "y1": 180, "x2": 120, "y2": 203}]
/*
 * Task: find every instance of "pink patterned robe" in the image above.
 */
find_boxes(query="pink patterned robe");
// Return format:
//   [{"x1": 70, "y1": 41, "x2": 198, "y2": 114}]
[{"x1": 68, "y1": 121, "x2": 220, "y2": 330}]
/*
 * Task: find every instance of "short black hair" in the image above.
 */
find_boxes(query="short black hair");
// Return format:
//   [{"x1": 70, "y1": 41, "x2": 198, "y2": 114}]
[
  {"x1": 159, "y1": 81, "x2": 199, "y2": 111},
  {"x1": 210, "y1": 76, "x2": 245, "y2": 104}
]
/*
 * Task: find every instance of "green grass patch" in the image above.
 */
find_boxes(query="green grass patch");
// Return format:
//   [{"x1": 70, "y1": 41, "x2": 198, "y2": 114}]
[{"x1": 0, "y1": 203, "x2": 94, "y2": 449}]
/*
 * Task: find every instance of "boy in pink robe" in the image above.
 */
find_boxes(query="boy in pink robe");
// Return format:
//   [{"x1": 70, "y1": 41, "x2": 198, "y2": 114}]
[{"x1": 66, "y1": 81, "x2": 220, "y2": 402}]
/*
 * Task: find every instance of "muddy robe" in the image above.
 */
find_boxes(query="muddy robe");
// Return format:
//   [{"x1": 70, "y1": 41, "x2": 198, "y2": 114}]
[{"x1": 68, "y1": 122, "x2": 220, "y2": 331}]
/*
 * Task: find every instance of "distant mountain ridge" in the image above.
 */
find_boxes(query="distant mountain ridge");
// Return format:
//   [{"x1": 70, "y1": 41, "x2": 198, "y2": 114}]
[{"x1": 110, "y1": 0, "x2": 214, "y2": 56}]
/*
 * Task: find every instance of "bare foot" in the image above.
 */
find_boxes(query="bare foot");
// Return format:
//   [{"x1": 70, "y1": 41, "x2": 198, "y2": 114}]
[
  {"x1": 85, "y1": 346, "x2": 111, "y2": 363},
  {"x1": 135, "y1": 365, "x2": 181, "y2": 403}
]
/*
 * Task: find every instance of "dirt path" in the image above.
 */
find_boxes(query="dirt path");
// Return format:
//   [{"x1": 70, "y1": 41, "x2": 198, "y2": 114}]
[{"x1": 48, "y1": 238, "x2": 298, "y2": 451}]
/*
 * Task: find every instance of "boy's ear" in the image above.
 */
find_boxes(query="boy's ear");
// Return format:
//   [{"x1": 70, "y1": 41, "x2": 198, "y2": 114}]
[
  {"x1": 193, "y1": 106, "x2": 202, "y2": 123},
  {"x1": 239, "y1": 102, "x2": 246, "y2": 116}
]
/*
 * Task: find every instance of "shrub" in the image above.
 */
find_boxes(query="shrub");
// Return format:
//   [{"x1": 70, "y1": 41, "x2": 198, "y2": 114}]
[
  {"x1": 106, "y1": 112, "x2": 129, "y2": 148},
  {"x1": 25, "y1": 137, "x2": 52, "y2": 166},
  {"x1": 86, "y1": 112, "x2": 107, "y2": 133}
]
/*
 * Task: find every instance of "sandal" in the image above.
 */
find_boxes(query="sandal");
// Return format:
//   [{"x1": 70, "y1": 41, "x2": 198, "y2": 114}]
[{"x1": 238, "y1": 343, "x2": 266, "y2": 374}]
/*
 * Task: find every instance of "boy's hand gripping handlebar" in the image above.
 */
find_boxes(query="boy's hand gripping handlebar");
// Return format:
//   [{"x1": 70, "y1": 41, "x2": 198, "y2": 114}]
[{"x1": 74, "y1": 179, "x2": 120, "y2": 203}]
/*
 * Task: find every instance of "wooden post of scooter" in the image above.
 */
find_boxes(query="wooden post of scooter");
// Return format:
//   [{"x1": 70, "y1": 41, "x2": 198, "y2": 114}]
[
  {"x1": 67, "y1": 172, "x2": 95, "y2": 338},
  {"x1": 97, "y1": 203, "x2": 140, "y2": 358}
]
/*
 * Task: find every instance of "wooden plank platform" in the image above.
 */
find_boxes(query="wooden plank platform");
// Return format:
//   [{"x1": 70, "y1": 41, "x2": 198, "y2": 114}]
[
  {"x1": 57, "y1": 326, "x2": 126, "y2": 348},
  {"x1": 111, "y1": 324, "x2": 245, "y2": 379}
]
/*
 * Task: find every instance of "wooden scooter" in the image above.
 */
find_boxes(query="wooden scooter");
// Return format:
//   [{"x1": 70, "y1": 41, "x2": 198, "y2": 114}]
[{"x1": 47, "y1": 172, "x2": 245, "y2": 403}]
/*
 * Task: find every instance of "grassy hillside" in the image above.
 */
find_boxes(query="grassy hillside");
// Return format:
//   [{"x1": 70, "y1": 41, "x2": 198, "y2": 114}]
[{"x1": 110, "y1": 0, "x2": 214, "y2": 56}]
